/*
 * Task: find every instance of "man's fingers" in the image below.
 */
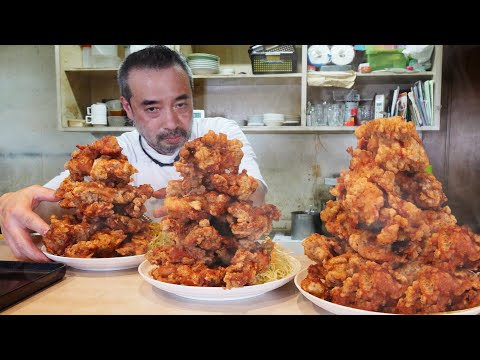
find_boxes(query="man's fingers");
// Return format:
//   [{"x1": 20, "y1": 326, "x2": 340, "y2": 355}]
[
  {"x1": 153, "y1": 206, "x2": 167, "y2": 218},
  {"x1": 30, "y1": 186, "x2": 60, "y2": 203},
  {"x1": 4, "y1": 228, "x2": 50, "y2": 262},
  {"x1": 152, "y1": 188, "x2": 167, "y2": 199},
  {"x1": 21, "y1": 211, "x2": 50, "y2": 235}
]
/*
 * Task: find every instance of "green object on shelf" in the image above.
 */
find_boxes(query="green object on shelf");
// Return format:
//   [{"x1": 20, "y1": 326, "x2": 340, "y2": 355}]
[
  {"x1": 365, "y1": 48, "x2": 407, "y2": 71},
  {"x1": 425, "y1": 164, "x2": 433, "y2": 174}
]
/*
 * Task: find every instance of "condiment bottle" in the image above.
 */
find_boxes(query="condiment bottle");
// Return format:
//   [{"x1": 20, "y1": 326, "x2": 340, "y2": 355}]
[
  {"x1": 81, "y1": 45, "x2": 92, "y2": 68},
  {"x1": 346, "y1": 107, "x2": 359, "y2": 126}
]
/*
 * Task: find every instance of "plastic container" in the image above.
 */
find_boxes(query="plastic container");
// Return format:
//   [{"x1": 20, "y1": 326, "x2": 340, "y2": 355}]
[
  {"x1": 365, "y1": 48, "x2": 407, "y2": 71},
  {"x1": 81, "y1": 45, "x2": 92, "y2": 68}
]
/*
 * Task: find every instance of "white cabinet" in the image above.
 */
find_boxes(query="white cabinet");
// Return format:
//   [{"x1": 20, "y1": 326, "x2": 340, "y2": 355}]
[{"x1": 55, "y1": 45, "x2": 442, "y2": 133}]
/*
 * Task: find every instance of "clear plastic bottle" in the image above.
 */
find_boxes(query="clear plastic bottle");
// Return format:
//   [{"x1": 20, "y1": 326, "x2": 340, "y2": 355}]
[{"x1": 81, "y1": 45, "x2": 92, "y2": 68}]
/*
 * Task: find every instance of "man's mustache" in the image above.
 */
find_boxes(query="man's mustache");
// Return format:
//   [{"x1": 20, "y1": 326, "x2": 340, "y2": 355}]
[{"x1": 157, "y1": 128, "x2": 188, "y2": 140}]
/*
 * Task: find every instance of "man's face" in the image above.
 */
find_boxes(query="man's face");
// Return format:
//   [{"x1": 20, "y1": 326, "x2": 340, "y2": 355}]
[{"x1": 121, "y1": 66, "x2": 193, "y2": 155}]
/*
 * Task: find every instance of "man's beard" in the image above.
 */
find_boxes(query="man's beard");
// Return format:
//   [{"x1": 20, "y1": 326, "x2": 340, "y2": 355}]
[{"x1": 151, "y1": 128, "x2": 191, "y2": 155}]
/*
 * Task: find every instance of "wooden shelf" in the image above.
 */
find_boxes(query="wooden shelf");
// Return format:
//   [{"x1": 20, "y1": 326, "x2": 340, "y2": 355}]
[
  {"x1": 193, "y1": 73, "x2": 302, "y2": 79},
  {"x1": 56, "y1": 45, "x2": 443, "y2": 134},
  {"x1": 59, "y1": 124, "x2": 440, "y2": 134}
]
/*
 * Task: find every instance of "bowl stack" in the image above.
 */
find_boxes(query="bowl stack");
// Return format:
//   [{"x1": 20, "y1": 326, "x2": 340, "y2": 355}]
[
  {"x1": 263, "y1": 113, "x2": 285, "y2": 126},
  {"x1": 247, "y1": 114, "x2": 264, "y2": 126},
  {"x1": 283, "y1": 114, "x2": 301, "y2": 126},
  {"x1": 187, "y1": 53, "x2": 220, "y2": 75}
]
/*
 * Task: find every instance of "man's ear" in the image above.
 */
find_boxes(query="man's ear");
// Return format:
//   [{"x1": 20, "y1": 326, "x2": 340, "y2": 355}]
[{"x1": 120, "y1": 96, "x2": 133, "y2": 120}]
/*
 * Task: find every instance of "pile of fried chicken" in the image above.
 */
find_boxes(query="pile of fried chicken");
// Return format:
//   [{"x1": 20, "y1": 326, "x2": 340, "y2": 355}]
[
  {"x1": 42, "y1": 136, "x2": 154, "y2": 258},
  {"x1": 146, "y1": 130, "x2": 281, "y2": 288},
  {"x1": 302, "y1": 117, "x2": 480, "y2": 314}
]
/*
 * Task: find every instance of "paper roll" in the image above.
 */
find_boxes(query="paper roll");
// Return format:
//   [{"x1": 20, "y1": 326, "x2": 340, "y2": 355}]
[
  {"x1": 308, "y1": 45, "x2": 331, "y2": 66},
  {"x1": 330, "y1": 45, "x2": 355, "y2": 65}
]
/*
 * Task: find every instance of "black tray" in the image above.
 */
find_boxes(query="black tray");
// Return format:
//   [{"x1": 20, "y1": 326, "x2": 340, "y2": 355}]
[{"x1": 0, "y1": 261, "x2": 66, "y2": 311}]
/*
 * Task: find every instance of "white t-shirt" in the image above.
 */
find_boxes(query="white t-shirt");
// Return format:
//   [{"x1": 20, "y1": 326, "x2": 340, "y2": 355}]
[{"x1": 44, "y1": 117, "x2": 266, "y2": 218}]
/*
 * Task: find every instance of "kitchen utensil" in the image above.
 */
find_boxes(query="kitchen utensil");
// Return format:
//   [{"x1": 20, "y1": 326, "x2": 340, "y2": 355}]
[{"x1": 291, "y1": 208, "x2": 322, "y2": 240}]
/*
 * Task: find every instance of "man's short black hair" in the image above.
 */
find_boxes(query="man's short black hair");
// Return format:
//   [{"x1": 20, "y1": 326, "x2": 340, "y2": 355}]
[{"x1": 118, "y1": 45, "x2": 193, "y2": 102}]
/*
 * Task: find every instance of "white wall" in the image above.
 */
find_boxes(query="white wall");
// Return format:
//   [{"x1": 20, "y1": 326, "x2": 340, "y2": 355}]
[
  {"x1": 0, "y1": 45, "x2": 357, "y2": 232},
  {"x1": 0, "y1": 45, "x2": 95, "y2": 194}
]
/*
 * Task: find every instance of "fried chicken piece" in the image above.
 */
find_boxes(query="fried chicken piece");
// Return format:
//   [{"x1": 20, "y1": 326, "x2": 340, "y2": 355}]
[
  {"x1": 354, "y1": 117, "x2": 429, "y2": 174},
  {"x1": 321, "y1": 200, "x2": 357, "y2": 241},
  {"x1": 206, "y1": 170, "x2": 258, "y2": 200},
  {"x1": 43, "y1": 214, "x2": 105, "y2": 255},
  {"x1": 145, "y1": 244, "x2": 212, "y2": 266},
  {"x1": 116, "y1": 230, "x2": 153, "y2": 256},
  {"x1": 177, "y1": 130, "x2": 244, "y2": 176},
  {"x1": 81, "y1": 202, "x2": 115, "y2": 220},
  {"x1": 64, "y1": 230, "x2": 127, "y2": 258},
  {"x1": 330, "y1": 261, "x2": 408, "y2": 313},
  {"x1": 348, "y1": 229, "x2": 413, "y2": 264},
  {"x1": 301, "y1": 263, "x2": 329, "y2": 298},
  {"x1": 104, "y1": 214, "x2": 148, "y2": 234},
  {"x1": 338, "y1": 176, "x2": 385, "y2": 226},
  {"x1": 59, "y1": 181, "x2": 153, "y2": 209},
  {"x1": 395, "y1": 266, "x2": 477, "y2": 314},
  {"x1": 422, "y1": 225, "x2": 480, "y2": 271},
  {"x1": 395, "y1": 171, "x2": 447, "y2": 209},
  {"x1": 302, "y1": 233, "x2": 347, "y2": 264},
  {"x1": 90, "y1": 156, "x2": 138, "y2": 186},
  {"x1": 181, "y1": 219, "x2": 225, "y2": 251},
  {"x1": 301, "y1": 252, "x2": 367, "y2": 300},
  {"x1": 151, "y1": 264, "x2": 227, "y2": 287},
  {"x1": 64, "y1": 136, "x2": 125, "y2": 181},
  {"x1": 164, "y1": 195, "x2": 210, "y2": 221},
  {"x1": 227, "y1": 201, "x2": 281, "y2": 241},
  {"x1": 224, "y1": 244, "x2": 271, "y2": 288},
  {"x1": 203, "y1": 191, "x2": 232, "y2": 217},
  {"x1": 166, "y1": 179, "x2": 206, "y2": 197}
]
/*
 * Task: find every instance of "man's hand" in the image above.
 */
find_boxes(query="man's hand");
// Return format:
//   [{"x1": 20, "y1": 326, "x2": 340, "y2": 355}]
[{"x1": 0, "y1": 185, "x2": 59, "y2": 261}]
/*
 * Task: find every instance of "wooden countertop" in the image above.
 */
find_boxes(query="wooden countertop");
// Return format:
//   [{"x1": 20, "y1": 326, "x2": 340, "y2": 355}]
[{"x1": 0, "y1": 240, "x2": 327, "y2": 315}]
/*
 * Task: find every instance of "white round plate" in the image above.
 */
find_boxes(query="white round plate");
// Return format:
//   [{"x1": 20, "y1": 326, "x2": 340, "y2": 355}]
[
  {"x1": 41, "y1": 245, "x2": 145, "y2": 271},
  {"x1": 138, "y1": 255, "x2": 301, "y2": 301},
  {"x1": 295, "y1": 268, "x2": 480, "y2": 315}
]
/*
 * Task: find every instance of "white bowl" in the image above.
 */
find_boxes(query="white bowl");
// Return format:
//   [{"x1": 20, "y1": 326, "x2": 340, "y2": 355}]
[{"x1": 264, "y1": 119, "x2": 284, "y2": 126}]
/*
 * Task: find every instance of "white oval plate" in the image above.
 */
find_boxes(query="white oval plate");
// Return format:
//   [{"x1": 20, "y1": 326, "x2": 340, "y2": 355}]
[
  {"x1": 41, "y1": 245, "x2": 145, "y2": 271},
  {"x1": 138, "y1": 255, "x2": 302, "y2": 301},
  {"x1": 295, "y1": 268, "x2": 480, "y2": 315}
]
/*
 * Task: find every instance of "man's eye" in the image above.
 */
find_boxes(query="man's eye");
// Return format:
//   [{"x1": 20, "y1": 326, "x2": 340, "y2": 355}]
[{"x1": 146, "y1": 107, "x2": 158, "y2": 112}]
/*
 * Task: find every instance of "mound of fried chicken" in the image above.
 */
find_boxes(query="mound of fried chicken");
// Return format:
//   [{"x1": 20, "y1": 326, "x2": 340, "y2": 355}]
[
  {"x1": 146, "y1": 130, "x2": 281, "y2": 288},
  {"x1": 42, "y1": 136, "x2": 154, "y2": 258},
  {"x1": 301, "y1": 117, "x2": 480, "y2": 314}
]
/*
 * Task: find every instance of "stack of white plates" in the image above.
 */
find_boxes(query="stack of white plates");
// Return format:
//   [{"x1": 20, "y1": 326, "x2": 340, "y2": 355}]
[
  {"x1": 263, "y1": 113, "x2": 285, "y2": 126},
  {"x1": 283, "y1": 114, "x2": 301, "y2": 126},
  {"x1": 187, "y1": 53, "x2": 220, "y2": 75},
  {"x1": 247, "y1": 114, "x2": 264, "y2": 126}
]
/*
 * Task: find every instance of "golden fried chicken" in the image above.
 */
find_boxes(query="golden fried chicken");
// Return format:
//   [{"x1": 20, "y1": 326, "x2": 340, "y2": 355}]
[
  {"x1": 206, "y1": 170, "x2": 258, "y2": 200},
  {"x1": 177, "y1": 130, "x2": 244, "y2": 175},
  {"x1": 90, "y1": 156, "x2": 138, "y2": 186},
  {"x1": 64, "y1": 230, "x2": 127, "y2": 258},
  {"x1": 116, "y1": 231, "x2": 152, "y2": 256},
  {"x1": 227, "y1": 201, "x2": 281, "y2": 241},
  {"x1": 43, "y1": 136, "x2": 153, "y2": 258},
  {"x1": 301, "y1": 117, "x2": 480, "y2": 314},
  {"x1": 355, "y1": 117, "x2": 429, "y2": 173},
  {"x1": 151, "y1": 264, "x2": 226, "y2": 287},
  {"x1": 303, "y1": 233, "x2": 347, "y2": 264},
  {"x1": 147, "y1": 131, "x2": 281, "y2": 288},
  {"x1": 64, "y1": 136, "x2": 126, "y2": 181},
  {"x1": 395, "y1": 266, "x2": 479, "y2": 314}
]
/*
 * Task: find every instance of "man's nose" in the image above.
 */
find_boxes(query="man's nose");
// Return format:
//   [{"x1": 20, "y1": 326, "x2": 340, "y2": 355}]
[{"x1": 162, "y1": 107, "x2": 180, "y2": 129}]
